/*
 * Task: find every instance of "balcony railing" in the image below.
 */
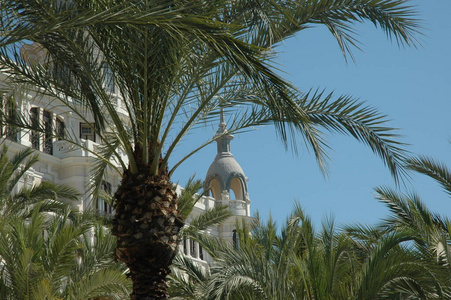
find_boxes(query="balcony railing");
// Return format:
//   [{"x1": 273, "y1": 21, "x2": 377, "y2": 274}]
[
  {"x1": 228, "y1": 199, "x2": 247, "y2": 216},
  {"x1": 53, "y1": 139, "x2": 97, "y2": 159}
]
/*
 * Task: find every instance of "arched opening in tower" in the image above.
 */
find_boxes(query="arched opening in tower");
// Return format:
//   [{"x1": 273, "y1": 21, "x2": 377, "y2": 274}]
[
  {"x1": 229, "y1": 177, "x2": 243, "y2": 200},
  {"x1": 209, "y1": 178, "x2": 221, "y2": 200}
]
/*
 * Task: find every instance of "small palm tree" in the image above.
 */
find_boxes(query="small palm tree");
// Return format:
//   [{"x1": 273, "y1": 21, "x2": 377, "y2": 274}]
[
  {"x1": 198, "y1": 206, "x2": 360, "y2": 300},
  {"x1": 169, "y1": 255, "x2": 211, "y2": 300},
  {"x1": 0, "y1": 206, "x2": 131, "y2": 300},
  {"x1": 369, "y1": 155, "x2": 451, "y2": 298},
  {"x1": 174, "y1": 202, "x2": 443, "y2": 299},
  {"x1": 346, "y1": 222, "x2": 439, "y2": 299},
  {"x1": 0, "y1": 145, "x2": 79, "y2": 218},
  {"x1": 0, "y1": 1, "x2": 421, "y2": 298},
  {"x1": 342, "y1": 154, "x2": 451, "y2": 299},
  {"x1": 0, "y1": 146, "x2": 131, "y2": 299}
]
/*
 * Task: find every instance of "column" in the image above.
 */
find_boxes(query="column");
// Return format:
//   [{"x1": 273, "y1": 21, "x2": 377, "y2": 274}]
[
  {"x1": 185, "y1": 238, "x2": 191, "y2": 257},
  {"x1": 194, "y1": 241, "x2": 200, "y2": 259}
]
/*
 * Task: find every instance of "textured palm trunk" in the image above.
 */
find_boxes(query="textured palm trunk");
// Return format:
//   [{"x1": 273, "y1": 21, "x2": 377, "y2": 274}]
[{"x1": 112, "y1": 163, "x2": 183, "y2": 300}]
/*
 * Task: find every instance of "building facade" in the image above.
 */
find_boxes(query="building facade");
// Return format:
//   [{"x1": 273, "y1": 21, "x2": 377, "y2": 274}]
[{"x1": 0, "y1": 44, "x2": 251, "y2": 266}]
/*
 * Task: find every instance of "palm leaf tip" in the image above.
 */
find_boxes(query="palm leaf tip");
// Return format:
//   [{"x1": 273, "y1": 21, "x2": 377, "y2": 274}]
[
  {"x1": 407, "y1": 155, "x2": 451, "y2": 196},
  {"x1": 299, "y1": 89, "x2": 409, "y2": 182}
]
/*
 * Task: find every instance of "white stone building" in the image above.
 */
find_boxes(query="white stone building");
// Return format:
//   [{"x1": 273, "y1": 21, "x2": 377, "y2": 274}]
[{"x1": 0, "y1": 44, "x2": 252, "y2": 266}]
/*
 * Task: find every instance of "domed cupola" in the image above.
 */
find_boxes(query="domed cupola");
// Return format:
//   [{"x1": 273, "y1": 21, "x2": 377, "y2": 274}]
[{"x1": 204, "y1": 110, "x2": 250, "y2": 216}]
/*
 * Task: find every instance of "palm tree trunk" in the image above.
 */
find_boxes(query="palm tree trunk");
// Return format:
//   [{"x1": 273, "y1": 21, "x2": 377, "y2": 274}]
[{"x1": 112, "y1": 165, "x2": 183, "y2": 299}]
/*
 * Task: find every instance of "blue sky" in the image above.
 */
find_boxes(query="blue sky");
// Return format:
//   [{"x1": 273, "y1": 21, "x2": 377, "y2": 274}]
[{"x1": 172, "y1": 1, "x2": 451, "y2": 229}]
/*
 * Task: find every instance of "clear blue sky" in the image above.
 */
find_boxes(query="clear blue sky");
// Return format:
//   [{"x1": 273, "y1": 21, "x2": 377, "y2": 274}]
[{"x1": 172, "y1": 1, "x2": 451, "y2": 229}]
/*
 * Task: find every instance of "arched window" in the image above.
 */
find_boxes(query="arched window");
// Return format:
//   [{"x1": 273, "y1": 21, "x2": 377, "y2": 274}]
[{"x1": 54, "y1": 62, "x2": 71, "y2": 85}]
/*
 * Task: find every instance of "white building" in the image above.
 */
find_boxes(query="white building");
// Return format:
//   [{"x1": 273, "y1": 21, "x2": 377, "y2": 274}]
[{"x1": 0, "y1": 43, "x2": 251, "y2": 266}]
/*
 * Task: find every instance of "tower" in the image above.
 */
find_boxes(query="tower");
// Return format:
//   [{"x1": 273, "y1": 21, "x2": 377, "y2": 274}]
[{"x1": 204, "y1": 110, "x2": 251, "y2": 240}]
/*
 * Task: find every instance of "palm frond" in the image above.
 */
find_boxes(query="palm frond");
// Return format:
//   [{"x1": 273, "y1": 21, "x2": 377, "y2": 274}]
[
  {"x1": 169, "y1": 254, "x2": 211, "y2": 299},
  {"x1": 185, "y1": 205, "x2": 232, "y2": 233},
  {"x1": 282, "y1": 0, "x2": 421, "y2": 59},
  {"x1": 1, "y1": 146, "x2": 39, "y2": 196},
  {"x1": 407, "y1": 155, "x2": 451, "y2": 196},
  {"x1": 177, "y1": 176, "x2": 204, "y2": 220},
  {"x1": 71, "y1": 269, "x2": 130, "y2": 300},
  {"x1": 300, "y1": 89, "x2": 408, "y2": 180}
]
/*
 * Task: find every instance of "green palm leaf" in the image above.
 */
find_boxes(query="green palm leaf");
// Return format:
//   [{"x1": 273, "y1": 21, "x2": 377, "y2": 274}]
[{"x1": 407, "y1": 155, "x2": 451, "y2": 196}]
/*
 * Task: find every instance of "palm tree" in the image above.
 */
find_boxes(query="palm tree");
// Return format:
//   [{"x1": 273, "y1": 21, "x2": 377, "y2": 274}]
[
  {"x1": 174, "y1": 203, "x2": 441, "y2": 299},
  {"x1": 169, "y1": 255, "x2": 211, "y2": 300},
  {"x1": 0, "y1": 0, "x2": 421, "y2": 298},
  {"x1": 346, "y1": 222, "x2": 440, "y2": 299},
  {"x1": 194, "y1": 206, "x2": 359, "y2": 300},
  {"x1": 368, "y1": 155, "x2": 451, "y2": 298},
  {"x1": 0, "y1": 145, "x2": 79, "y2": 218},
  {"x1": 197, "y1": 207, "x2": 309, "y2": 299},
  {"x1": 0, "y1": 146, "x2": 131, "y2": 299},
  {"x1": 341, "y1": 154, "x2": 451, "y2": 299},
  {"x1": 0, "y1": 205, "x2": 132, "y2": 300},
  {"x1": 173, "y1": 205, "x2": 352, "y2": 299}
]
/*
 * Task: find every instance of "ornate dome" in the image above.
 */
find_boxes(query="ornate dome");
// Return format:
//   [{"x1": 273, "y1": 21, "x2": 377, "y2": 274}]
[
  {"x1": 204, "y1": 111, "x2": 248, "y2": 200},
  {"x1": 205, "y1": 152, "x2": 246, "y2": 193}
]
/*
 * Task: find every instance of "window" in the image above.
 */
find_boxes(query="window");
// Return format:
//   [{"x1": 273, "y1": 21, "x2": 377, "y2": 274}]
[
  {"x1": 1, "y1": 92, "x2": 19, "y2": 142},
  {"x1": 54, "y1": 62, "x2": 71, "y2": 86},
  {"x1": 30, "y1": 107, "x2": 40, "y2": 150},
  {"x1": 56, "y1": 117, "x2": 65, "y2": 140},
  {"x1": 101, "y1": 61, "x2": 115, "y2": 93},
  {"x1": 98, "y1": 181, "x2": 113, "y2": 215},
  {"x1": 191, "y1": 239, "x2": 196, "y2": 257},
  {"x1": 102, "y1": 180, "x2": 112, "y2": 194},
  {"x1": 80, "y1": 123, "x2": 95, "y2": 142},
  {"x1": 29, "y1": 107, "x2": 65, "y2": 154},
  {"x1": 233, "y1": 229, "x2": 239, "y2": 250},
  {"x1": 199, "y1": 245, "x2": 204, "y2": 260},
  {"x1": 43, "y1": 111, "x2": 53, "y2": 155}
]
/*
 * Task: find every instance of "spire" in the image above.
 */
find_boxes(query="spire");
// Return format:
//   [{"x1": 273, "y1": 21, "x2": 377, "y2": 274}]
[
  {"x1": 204, "y1": 107, "x2": 250, "y2": 216},
  {"x1": 215, "y1": 107, "x2": 233, "y2": 154},
  {"x1": 220, "y1": 106, "x2": 225, "y2": 126}
]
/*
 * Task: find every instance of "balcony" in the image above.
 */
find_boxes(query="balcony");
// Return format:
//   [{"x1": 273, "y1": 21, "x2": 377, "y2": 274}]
[{"x1": 53, "y1": 139, "x2": 97, "y2": 159}]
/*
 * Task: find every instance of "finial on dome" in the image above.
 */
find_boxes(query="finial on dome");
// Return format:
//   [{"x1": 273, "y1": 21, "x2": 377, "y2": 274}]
[
  {"x1": 216, "y1": 106, "x2": 228, "y2": 136},
  {"x1": 220, "y1": 106, "x2": 225, "y2": 125},
  {"x1": 215, "y1": 105, "x2": 233, "y2": 153}
]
